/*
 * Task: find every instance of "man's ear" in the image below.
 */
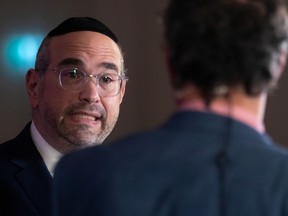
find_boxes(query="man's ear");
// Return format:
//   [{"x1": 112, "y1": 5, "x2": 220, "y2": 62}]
[
  {"x1": 271, "y1": 42, "x2": 288, "y2": 83},
  {"x1": 277, "y1": 44, "x2": 288, "y2": 77},
  {"x1": 26, "y1": 69, "x2": 42, "y2": 108},
  {"x1": 119, "y1": 80, "x2": 127, "y2": 105}
]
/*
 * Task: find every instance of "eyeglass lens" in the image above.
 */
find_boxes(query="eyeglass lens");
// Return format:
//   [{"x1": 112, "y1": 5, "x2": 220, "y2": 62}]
[{"x1": 59, "y1": 68, "x2": 123, "y2": 97}]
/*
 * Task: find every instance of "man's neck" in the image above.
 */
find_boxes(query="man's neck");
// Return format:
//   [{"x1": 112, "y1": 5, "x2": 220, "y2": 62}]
[{"x1": 174, "y1": 86, "x2": 267, "y2": 132}]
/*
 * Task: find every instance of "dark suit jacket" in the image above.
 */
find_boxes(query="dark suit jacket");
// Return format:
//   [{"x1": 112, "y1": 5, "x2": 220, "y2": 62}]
[
  {"x1": 53, "y1": 111, "x2": 288, "y2": 216},
  {"x1": 0, "y1": 123, "x2": 52, "y2": 216}
]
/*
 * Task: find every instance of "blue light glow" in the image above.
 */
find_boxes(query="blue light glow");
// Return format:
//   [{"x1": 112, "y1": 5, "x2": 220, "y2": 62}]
[{"x1": 4, "y1": 34, "x2": 43, "y2": 75}]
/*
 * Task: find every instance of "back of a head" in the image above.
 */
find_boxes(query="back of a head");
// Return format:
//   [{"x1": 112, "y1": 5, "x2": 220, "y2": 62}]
[{"x1": 164, "y1": 0, "x2": 288, "y2": 102}]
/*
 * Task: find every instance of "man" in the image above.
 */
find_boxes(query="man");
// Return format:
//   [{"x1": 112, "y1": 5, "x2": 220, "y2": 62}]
[
  {"x1": 0, "y1": 17, "x2": 127, "y2": 216},
  {"x1": 53, "y1": 0, "x2": 288, "y2": 216}
]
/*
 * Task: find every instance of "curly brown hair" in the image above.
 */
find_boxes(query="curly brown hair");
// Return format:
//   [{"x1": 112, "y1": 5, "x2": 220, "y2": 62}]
[{"x1": 164, "y1": 0, "x2": 288, "y2": 103}]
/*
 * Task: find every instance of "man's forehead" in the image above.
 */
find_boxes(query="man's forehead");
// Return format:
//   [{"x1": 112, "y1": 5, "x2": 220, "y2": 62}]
[
  {"x1": 47, "y1": 31, "x2": 122, "y2": 70},
  {"x1": 50, "y1": 31, "x2": 117, "y2": 46},
  {"x1": 49, "y1": 32, "x2": 120, "y2": 55}
]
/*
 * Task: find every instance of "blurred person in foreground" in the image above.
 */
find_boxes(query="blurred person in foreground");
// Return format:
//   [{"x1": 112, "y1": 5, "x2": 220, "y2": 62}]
[
  {"x1": 53, "y1": 0, "x2": 288, "y2": 215},
  {"x1": 0, "y1": 17, "x2": 127, "y2": 216}
]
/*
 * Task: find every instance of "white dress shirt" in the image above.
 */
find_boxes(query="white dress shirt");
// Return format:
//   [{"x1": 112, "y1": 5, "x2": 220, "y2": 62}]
[{"x1": 30, "y1": 122, "x2": 63, "y2": 177}]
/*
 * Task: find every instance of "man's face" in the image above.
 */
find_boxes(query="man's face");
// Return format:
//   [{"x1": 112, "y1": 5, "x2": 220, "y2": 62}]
[{"x1": 26, "y1": 31, "x2": 126, "y2": 153}]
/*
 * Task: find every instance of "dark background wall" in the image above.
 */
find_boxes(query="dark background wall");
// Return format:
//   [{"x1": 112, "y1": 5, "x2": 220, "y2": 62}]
[{"x1": 1, "y1": 0, "x2": 288, "y2": 148}]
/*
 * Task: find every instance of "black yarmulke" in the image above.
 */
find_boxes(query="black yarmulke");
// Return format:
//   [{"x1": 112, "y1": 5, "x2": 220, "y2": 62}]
[{"x1": 47, "y1": 17, "x2": 118, "y2": 43}]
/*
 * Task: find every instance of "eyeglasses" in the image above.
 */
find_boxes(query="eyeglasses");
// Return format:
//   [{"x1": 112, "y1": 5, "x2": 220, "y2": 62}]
[{"x1": 57, "y1": 67, "x2": 128, "y2": 97}]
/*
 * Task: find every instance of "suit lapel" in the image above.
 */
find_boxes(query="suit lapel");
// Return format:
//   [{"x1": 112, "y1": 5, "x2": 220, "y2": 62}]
[
  {"x1": 10, "y1": 123, "x2": 52, "y2": 216},
  {"x1": 14, "y1": 160, "x2": 52, "y2": 216}
]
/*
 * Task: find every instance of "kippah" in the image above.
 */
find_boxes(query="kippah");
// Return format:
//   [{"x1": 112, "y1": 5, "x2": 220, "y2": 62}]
[{"x1": 47, "y1": 17, "x2": 118, "y2": 43}]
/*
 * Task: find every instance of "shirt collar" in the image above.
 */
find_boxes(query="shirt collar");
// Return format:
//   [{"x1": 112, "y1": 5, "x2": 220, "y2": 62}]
[{"x1": 30, "y1": 121, "x2": 63, "y2": 177}]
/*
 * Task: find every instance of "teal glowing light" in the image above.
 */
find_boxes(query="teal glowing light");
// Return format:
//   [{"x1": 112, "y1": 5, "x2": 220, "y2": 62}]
[{"x1": 4, "y1": 34, "x2": 43, "y2": 74}]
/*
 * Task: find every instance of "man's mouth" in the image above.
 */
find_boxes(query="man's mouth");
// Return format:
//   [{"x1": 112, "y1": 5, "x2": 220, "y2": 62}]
[
  {"x1": 75, "y1": 114, "x2": 99, "y2": 121},
  {"x1": 70, "y1": 112, "x2": 102, "y2": 122}
]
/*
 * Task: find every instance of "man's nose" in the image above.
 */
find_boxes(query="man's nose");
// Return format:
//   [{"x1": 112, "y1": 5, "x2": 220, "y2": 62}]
[{"x1": 78, "y1": 77, "x2": 100, "y2": 103}]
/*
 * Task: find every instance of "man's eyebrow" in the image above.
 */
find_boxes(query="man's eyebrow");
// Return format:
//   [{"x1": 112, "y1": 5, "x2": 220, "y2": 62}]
[
  {"x1": 57, "y1": 58, "x2": 84, "y2": 67},
  {"x1": 57, "y1": 59, "x2": 120, "y2": 73},
  {"x1": 99, "y1": 62, "x2": 119, "y2": 72}
]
